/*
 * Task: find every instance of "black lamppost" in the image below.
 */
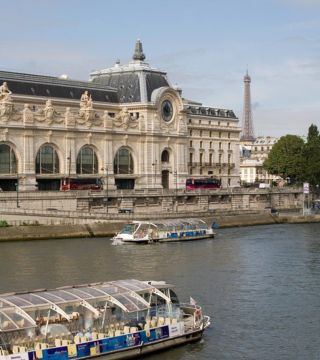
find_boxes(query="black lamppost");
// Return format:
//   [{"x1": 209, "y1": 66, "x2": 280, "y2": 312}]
[
  {"x1": 152, "y1": 160, "x2": 157, "y2": 187},
  {"x1": 67, "y1": 149, "x2": 71, "y2": 177},
  {"x1": 101, "y1": 166, "x2": 109, "y2": 213},
  {"x1": 174, "y1": 170, "x2": 178, "y2": 212}
]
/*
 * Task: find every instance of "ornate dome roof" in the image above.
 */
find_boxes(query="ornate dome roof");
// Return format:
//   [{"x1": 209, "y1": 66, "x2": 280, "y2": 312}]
[{"x1": 90, "y1": 40, "x2": 170, "y2": 103}]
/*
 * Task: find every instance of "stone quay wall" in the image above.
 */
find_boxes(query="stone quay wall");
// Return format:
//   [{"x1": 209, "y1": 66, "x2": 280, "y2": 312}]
[
  {"x1": 0, "y1": 187, "x2": 302, "y2": 223},
  {"x1": 0, "y1": 186, "x2": 312, "y2": 242}
]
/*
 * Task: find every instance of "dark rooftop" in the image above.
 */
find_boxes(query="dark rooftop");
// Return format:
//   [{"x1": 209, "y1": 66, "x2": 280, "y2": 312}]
[{"x1": 0, "y1": 71, "x2": 119, "y2": 103}]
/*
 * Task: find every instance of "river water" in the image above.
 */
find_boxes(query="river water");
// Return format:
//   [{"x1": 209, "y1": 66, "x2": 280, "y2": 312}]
[{"x1": 1, "y1": 223, "x2": 320, "y2": 360}]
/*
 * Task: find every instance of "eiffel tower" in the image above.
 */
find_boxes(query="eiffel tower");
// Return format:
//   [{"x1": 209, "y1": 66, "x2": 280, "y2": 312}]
[{"x1": 241, "y1": 70, "x2": 255, "y2": 141}]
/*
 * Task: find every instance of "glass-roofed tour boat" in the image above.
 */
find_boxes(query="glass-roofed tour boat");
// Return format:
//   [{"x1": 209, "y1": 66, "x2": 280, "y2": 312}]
[
  {"x1": 112, "y1": 219, "x2": 216, "y2": 244},
  {"x1": 0, "y1": 279, "x2": 210, "y2": 360}
]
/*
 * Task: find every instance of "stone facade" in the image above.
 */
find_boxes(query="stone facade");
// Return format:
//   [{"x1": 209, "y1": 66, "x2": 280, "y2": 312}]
[{"x1": 0, "y1": 41, "x2": 241, "y2": 192}]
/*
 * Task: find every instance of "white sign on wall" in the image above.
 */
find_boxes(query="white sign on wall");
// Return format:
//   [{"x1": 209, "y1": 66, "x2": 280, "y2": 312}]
[{"x1": 303, "y1": 182, "x2": 309, "y2": 194}]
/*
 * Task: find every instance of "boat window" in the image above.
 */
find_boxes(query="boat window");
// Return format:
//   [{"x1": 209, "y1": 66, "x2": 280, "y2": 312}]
[
  {"x1": 40, "y1": 324, "x2": 70, "y2": 337},
  {"x1": 119, "y1": 224, "x2": 138, "y2": 234},
  {"x1": 0, "y1": 309, "x2": 35, "y2": 330},
  {"x1": 169, "y1": 290, "x2": 180, "y2": 304}
]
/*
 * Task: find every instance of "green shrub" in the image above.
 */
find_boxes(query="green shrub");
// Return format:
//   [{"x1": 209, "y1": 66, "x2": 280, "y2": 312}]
[{"x1": 0, "y1": 220, "x2": 9, "y2": 227}]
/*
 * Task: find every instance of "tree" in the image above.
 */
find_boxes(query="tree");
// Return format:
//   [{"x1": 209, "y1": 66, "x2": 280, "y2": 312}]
[
  {"x1": 263, "y1": 135, "x2": 304, "y2": 182},
  {"x1": 301, "y1": 124, "x2": 320, "y2": 189}
]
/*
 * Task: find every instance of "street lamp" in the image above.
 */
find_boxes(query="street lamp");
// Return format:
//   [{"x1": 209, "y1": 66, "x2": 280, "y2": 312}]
[
  {"x1": 67, "y1": 149, "x2": 71, "y2": 177},
  {"x1": 15, "y1": 177, "x2": 20, "y2": 208},
  {"x1": 174, "y1": 170, "x2": 178, "y2": 212},
  {"x1": 101, "y1": 166, "x2": 109, "y2": 213},
  {"x1": 151, "y1": 160, "x2": 157, "y2": 187}
]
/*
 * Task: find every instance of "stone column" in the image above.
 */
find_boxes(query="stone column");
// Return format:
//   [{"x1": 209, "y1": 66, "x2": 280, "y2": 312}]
[
  {"x1": 65, "y1": 134, "x2": 76, "y2": 176},
  {"x1": 20, "y1": 130, "x2": 37, "y2": 191},
  {"x1": 102, "y1": 134, "x2": 116, "y2": 190}
]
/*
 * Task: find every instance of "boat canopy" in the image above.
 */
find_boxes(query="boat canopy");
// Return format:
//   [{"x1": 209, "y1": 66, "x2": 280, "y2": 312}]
[
  {"x1": 0, "y1": 279, "x2": 170, "y2": 332},
  {"x1": 151, "y1": 219, "x2": 208, "y2": 230}
]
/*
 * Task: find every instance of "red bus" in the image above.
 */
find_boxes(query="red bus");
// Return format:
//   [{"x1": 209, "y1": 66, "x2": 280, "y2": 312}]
[
  {"x1": 186, "y1": 177, "x2": 221, "y2": 190},
  {"x1": 60, "y1": 177, "x2": 103, "y2": 191}
]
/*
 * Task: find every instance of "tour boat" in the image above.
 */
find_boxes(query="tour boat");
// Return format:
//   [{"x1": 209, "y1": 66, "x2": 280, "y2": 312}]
[
  {"x1": 112, "y1": 219, "x2": 216, "y2": 244},
  {"x1": 0, "y1": 279, "x2": 210, "y2": 360}
]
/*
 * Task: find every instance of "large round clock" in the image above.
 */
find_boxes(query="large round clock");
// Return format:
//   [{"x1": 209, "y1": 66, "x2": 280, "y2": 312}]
[{"x1": 161, "y1": 100, "x2": 174, "y2": 122}]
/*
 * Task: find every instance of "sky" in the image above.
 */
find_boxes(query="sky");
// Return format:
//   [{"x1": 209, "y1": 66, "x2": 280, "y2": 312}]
[{"x1": 1, "y1": 0, "x2": 319, "y2": 137}]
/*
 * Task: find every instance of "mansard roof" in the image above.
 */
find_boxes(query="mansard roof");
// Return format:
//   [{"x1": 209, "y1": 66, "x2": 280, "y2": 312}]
[{"x1": 0, "y1": 70, "x2": 119, "y2": 103}]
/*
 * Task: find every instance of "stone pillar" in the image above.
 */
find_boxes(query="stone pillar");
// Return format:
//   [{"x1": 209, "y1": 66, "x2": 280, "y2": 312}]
[
  {"x1": 65, "y1": 134, "x2": 76, "y2": 176},
  {"x1": 102, "y1": 134, "x2": 116, "y2": 190},
  {"x1": 20, "y1": 130, "x2": 37, "y2": 191}
]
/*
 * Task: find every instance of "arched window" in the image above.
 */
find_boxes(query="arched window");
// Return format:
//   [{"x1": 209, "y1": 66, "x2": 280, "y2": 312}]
[
  {"x1": 76, "y1": 146, "x2": 98, "y2": 174},
  {"x1": 161, "y1": 150, "x2": 170, "y2": 163},
  {"x1": 36, "y1": 144, "x2": 59, "y2": 174},
  {"x1": 0, "y1": 144, "x2": 17, "y2": 174},
  {"x1": 114, "y1": 147, "x2": 133, "y2": 174}
]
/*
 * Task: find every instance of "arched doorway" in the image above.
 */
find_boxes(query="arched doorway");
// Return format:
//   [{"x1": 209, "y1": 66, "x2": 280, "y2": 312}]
[
  {"x1": 113, "y1": 147, "x2": 135, "y2": 189},
  {"x1": 35, "y1": 144, "x2": 61, "y2": 190},
  {"x1": 0, "y1": 143, "x2": 17, "y2": 191}
]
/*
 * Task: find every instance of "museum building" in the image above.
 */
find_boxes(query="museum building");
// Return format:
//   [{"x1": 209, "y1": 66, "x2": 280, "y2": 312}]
[{"x1": 0, "y1": 40, "x2": 240, "y2": 191}]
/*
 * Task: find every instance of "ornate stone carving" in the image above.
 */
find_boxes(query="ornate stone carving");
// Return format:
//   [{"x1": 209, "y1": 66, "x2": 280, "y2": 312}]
[
  {"x1": 103, "y1": 111, "x2": 113, "y2": 129},
  {"x1": 23, "y1": 104, "x2": 34, "y2": 124},
  {"x1": 65, "y1": 107, "x2": 75, "y2": 127},
  {"x1": 177, "y1": 115, "x2": 187, "y2": 133},
  {"x1": 139, "y1": 114, "x2": 146, "y2": 131},
  {"x1": 0, "y1": 128, "x2": 9, "y2": 142},
  {"x1": 114, "y1": 108, "x2": 138, "y2": 130},
  {"x1": 159, "y1": 112, "x2": 175, "y2": 133},
  {"x1": 37, "y1": 99, "x2": 62, "y2": 124}
]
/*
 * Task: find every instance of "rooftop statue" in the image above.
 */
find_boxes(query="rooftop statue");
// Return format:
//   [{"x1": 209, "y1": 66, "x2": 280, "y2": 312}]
[
  {"x1": 80, "y1": 91, "x2": 93, "y2": 109},
  {"x1": 0, "y1": 82, "x2": 12, "y2": 101}
]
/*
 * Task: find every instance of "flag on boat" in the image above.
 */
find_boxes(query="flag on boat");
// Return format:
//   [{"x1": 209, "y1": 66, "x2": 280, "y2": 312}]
[{"x1": 190, "y1": 297, "x2": 197, "y2": 305}]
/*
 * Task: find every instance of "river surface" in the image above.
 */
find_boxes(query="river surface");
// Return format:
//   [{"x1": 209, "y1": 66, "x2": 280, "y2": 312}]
[{"x1": 1, "y1": 223, "x2": 320, "y2": 360}]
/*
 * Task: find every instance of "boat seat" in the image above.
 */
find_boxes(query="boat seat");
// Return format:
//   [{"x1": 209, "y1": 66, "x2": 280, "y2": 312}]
[
  {"x1": 72, "y1": 312, "x2": 79, "y2": 320},
  {"x1": 165, "y1": 318, "x2": 171, "y2": 325},
  {"x1": 62, "y1": 340, "x2": 71, "y2": 346},
  {"x1": 98, "y1": 333, "x2": 106, "y2": 340},
  {"x1": 158, "y1": 317, "x2": 165, "y2": 326},
  {"x1": 130, "y1": 327, "x2": 138, "y2": 333},
  {"x1": 0, "y1": 349, "x2": 9, "y2": 356},
  {"x1": 20, "y1": 346, "x2": 27, "y2": 353},
  {"x1": 172, "y1": 318, "x2": 178, "y2": 325},
  {"x1": 13, "y1": 345, "x2": 20, "y2": 354},
  {"x1": 74, "y1": 336, "x2": 81, "y2": 344},
  {"x1": 80, "y1": 336, "x2": 87, "y2": 343},
  {"x1": 150, "y1": 319, "x2": 157, "y2": 328},
  {"x1": 144, "y1": 323, "x2": 150, "y2": 331},
  {"x1": 114, "y1": 330, "x2": 122, "y2": 337},
  {"x1": 123, "y1": 326, "x2": 130, "y2": 334},
  {"x1": 108, "y1": 329, "x2": 115, "y2": 338},
  {"x1": 92, "y1": 332, "x2": 98, "y2": 340},
  {"x1": 55, "y1": 339, "x2": 62, "y2": 347}
]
